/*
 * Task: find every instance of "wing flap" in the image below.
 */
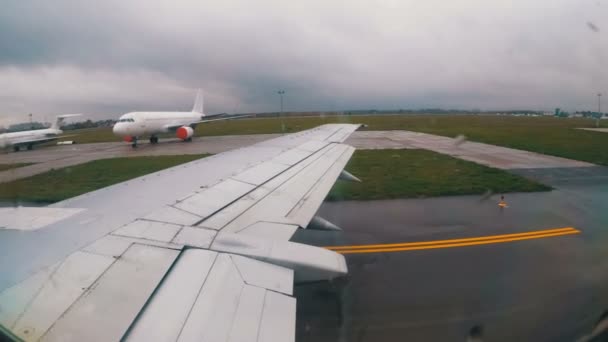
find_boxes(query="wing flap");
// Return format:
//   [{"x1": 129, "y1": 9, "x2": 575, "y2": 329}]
[
  {"x1": 176, "y1": 254, "x2": 249, "y2": 341},
  {"x1": 227, "y1": 285, "x2": 266, "y2": 342},
  {"x1": 0, "y1": 263, "x2": 60, "y2": 329},
  {"x1": 257, "y1": 291, "x2": 296, "y2": 342},
  {"x1": 10, "y1": 251, "x2": 114, "y2": 341},
  {"x1": 125, "y1": 249, "x2": 218, "y2": 342},
  {"x1": 42, "y1": 244, "x2": 179, "y2": 342},
  {"x1": 172, "y1": 226, "x2": 217, "y2": 248},
  {"x1": 124, "y1": 251, "x2": 294, "y2": 342},
  {"x1": 1, "y1": 243, "x2": 296, "y2": 342},
  {"x1": 238, "y1": 222, "x2": 299, "y2": 241},
  {"x1": 231, "y1": 255, "x2": 293, "y2": 295}
]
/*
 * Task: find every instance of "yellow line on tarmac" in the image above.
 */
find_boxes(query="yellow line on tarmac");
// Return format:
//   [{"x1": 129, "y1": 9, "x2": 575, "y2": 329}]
[
  {"x1": 325, "y1": 227, "x2": 580, "y2": 254},
  {"x1": 327, "y1": 227, "x2": 577, "y2": 251}
]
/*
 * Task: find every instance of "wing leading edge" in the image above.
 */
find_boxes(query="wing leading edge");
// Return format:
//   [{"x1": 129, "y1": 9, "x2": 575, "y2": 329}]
[{"x1": 0, "y1": 123, "x2": 361, "y2": 341}]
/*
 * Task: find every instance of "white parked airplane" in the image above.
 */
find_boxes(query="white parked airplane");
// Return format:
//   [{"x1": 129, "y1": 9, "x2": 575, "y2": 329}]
[
  {"x1": 0, "y1": 124, "x2": 361, "y2": 341},
  {"x1": 112, "y1": 90, "x2": 243, "y2": 147},
  {"x1": 0, "y1": 114, "x2": 81, "y2": 152}
]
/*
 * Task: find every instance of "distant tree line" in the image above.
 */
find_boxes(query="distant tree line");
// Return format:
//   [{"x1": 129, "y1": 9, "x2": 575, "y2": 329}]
[
  {"x1": 246, "y1": 109, "x2": 548, "y2": 117},
  {"x1": 574, "y1": 111, "x2": 604, "y2": 118},
  {"x1": 1, "y1": 121, "x2": 48, "y2": 133},
  {"x1": 0, "y1": 119, "x2": 116, "y2": 133},
  {"x1": 61, "y1": 119, "x2": 116, "y2": 130},
  {"x1": 3, "y1": 108, "x2": 596, "y2": 134}
]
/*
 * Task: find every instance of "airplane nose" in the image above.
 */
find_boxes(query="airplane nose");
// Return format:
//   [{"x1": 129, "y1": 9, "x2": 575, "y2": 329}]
[{"x1": 112, "y1": 123, "x2": 124, "y2": 136}]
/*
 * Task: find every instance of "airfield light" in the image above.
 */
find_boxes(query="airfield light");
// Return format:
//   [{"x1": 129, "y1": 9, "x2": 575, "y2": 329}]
[
  {"x1": 277, "y1": 90, "x2": 285, "y2": 114},
  {"x1": 278, "y1": 90, "x2": 286, "y2": 132},
  {"x1": 597, "y1": 93, "x2": 602, "y2": 127}
]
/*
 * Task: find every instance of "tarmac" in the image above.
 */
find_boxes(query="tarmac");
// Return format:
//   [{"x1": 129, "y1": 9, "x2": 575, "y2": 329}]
[
  {"x1": 0, "y1": 135, "x2": 279, "y2": 183},
  {"x1": 293, "y1": 178, "x2": 608, "y2": 341},
  {"x1": 0, "y1": 130, "x2": 594, "y2": 183},
  {"x1": 349, "y1": 131, "x2": 594, "y2": 169}
]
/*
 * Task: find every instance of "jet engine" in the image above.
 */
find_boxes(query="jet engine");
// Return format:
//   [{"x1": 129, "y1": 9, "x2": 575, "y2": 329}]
[{"x1": 176, "y1": 126, "x2": 194, "y2": 140}]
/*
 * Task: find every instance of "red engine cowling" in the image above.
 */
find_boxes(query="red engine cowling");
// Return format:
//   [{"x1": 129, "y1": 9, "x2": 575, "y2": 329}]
[{"x1": 176, "y1": 126, "x2": 194, "y2": 140}]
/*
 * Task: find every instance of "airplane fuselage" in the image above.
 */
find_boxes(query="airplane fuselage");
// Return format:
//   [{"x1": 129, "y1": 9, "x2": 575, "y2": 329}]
[
  {"x1": 0, "y1": 128, "x2": 63, "y2": 150},
  {"x1": 112, "y1": 112, "x2": 202, "y2": 139}
]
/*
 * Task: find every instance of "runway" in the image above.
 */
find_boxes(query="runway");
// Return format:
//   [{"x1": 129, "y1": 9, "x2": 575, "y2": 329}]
[{"x1": 0, "y1": 130, "x2": 594, "y2": 183}]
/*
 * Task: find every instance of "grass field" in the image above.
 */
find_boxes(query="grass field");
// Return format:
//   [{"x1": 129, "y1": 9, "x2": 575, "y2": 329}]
[
  {"x1": 64, "y1": 127, "x2": 116, "y2": 144},
  {"x1": 0, "y1": 149, "x2": 548, "y2": 204},
  {"x1": 65, "y1": 115, "x2": 608, "y2": 165},
  {"x1": 0, "y1": 155, "x2": 207, "y2": 203},
  {"x1": 0, "y1": 163, "x2": 32, "y2": 172},
  {"x1": 327, "y1": 149, "x2": 550, "y2": 201}
]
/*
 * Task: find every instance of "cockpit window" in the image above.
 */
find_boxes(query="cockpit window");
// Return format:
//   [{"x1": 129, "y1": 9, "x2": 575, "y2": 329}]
[{"x1": 117, "y1": 118, "x2": 134, "y2": 123}]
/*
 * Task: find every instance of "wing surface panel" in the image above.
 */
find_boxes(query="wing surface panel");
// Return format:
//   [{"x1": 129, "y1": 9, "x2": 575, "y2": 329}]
[{"x1": 0, "y1": 123, "x2": 362, "y2": 341}]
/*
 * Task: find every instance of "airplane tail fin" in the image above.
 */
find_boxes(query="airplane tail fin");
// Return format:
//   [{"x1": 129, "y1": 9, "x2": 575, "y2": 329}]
[
  {"x1": 192, "y1": 89, "x2": 204, "y2": 115},
  {"x1": 51, "y1": 114, "x2": 81, "y2": 130}
]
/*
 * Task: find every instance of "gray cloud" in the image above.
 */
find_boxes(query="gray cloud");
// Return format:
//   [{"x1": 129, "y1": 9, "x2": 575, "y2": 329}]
[{"x1": 0, "y1": 0, "x2": 607, "y2": 125}]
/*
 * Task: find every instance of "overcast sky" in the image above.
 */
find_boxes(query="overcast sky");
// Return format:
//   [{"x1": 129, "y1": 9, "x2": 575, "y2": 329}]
[{"x1": 0, "y1": 0, "x2": 606, "y2": 125}]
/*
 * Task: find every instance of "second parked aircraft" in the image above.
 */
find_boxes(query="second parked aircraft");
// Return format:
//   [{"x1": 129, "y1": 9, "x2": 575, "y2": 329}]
[{"x1": 112, "y1": 90, "x2": 244, "y2": 147}]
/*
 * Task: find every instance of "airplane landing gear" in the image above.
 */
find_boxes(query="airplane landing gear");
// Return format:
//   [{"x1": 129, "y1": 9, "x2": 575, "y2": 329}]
[
  {"x1": 13, "y1": 146, "x2": 20, "y2": 152},
  {"x1": 131, "y1": 137, "x2": 138, "y2": 148},
  {"x1": 149, "y1": 136, "x2": 159, "y2": 144},
  {"x1": 185, "y1": 137, "x2": 192, "y2": 142}
]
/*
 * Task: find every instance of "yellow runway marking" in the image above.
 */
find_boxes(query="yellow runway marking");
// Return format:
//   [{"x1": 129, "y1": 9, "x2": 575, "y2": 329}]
[{"x1": 325, "y1": 227, "x2": 580, "y2": 254}]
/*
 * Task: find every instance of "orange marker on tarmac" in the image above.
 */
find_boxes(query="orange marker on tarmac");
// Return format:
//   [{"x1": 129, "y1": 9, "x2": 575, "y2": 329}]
[{"x1": 498, "y1": 195, "x2": 508, "y2": 209}]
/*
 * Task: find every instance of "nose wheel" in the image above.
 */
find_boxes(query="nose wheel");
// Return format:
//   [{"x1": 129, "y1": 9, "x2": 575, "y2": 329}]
[
  {"x1": 149, "y1": 136, "x2": 159, "y2": 144},
  {"x1": 131, "y1": 137, "x2": 138, "y2": 148}
]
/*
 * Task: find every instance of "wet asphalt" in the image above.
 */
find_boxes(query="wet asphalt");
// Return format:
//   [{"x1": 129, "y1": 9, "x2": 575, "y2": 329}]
[{"x1": 293, "y1": 167, "x2": 608, "y2": 341}]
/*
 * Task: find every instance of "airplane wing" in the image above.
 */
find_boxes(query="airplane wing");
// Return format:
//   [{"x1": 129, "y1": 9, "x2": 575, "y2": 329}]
[
  {"x1": 165, "y1": 114, "x2": 253, "y2": 131},
  {"x1": 197, "y1": 113, "x2": 253, "y2": 123},
  {"x1": 0, "y1": 123, "x2": 361, "y2": 342}
]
